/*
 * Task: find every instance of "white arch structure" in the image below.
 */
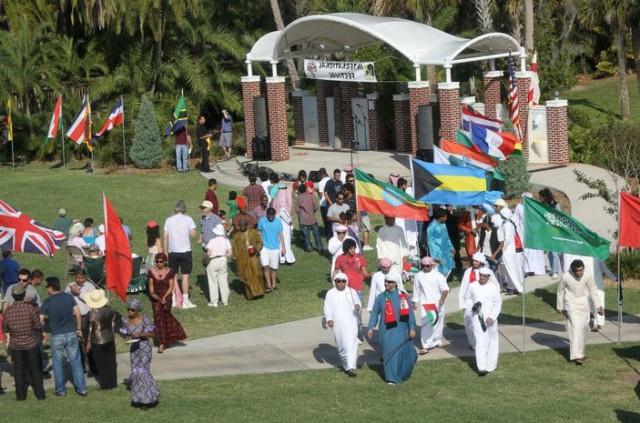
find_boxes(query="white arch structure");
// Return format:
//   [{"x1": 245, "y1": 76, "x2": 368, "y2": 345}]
[{"x1": 246, "y1": 13, "x2": 524, "y2": 81}]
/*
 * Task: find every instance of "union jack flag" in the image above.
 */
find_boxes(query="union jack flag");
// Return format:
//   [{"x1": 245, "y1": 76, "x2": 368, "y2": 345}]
[{"x1": 0, "y1": 200, "x2": 65, "y2": 256}]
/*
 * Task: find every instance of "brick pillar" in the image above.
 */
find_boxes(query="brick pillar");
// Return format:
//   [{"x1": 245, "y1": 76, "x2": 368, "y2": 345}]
[
  {"x1": 340, "y1": 82, "x2": 358, "y2": 149},
  {"x1": 546, "y1": 99, "x2": 569, "y2": 164},
  {"x1": 438, "y1": 82, "x2": 461, "y2": 141},
  {"x1": 367, "y1": 92, "x2": 383, "y2": 151},
  {"x1": 316, "y1": 80, "x2": 330, "y2": 147},
  {"x1": 516, "y1": 72, "x2": 531, "y2": 160},
  {"x1": 408, "y1": 81, "x2": 430, "y2": 156},
  {"x1": 483, "y1": 71, "x2": 503, "y2": 120},
  {"x1": 266, "y1": 76, "x2": 289, "y2": 161},
  {"x1": 292, "y1": 89, "x2": 306, "y2": 146},
  {"x1": 393, "y1": 93, "x2": 410, "y2": 152},
  {"x1": 241, "y1": 76, "x2": 261, "y2": 160}
]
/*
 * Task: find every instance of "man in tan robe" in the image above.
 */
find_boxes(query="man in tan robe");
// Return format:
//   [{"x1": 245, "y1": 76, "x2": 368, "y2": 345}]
[
  {"x1": 232, "y1": 221, "x2": 264, "y2": 299},
  {"x1": 556, "y1": 259, "x2": 603, "y2": 365}
]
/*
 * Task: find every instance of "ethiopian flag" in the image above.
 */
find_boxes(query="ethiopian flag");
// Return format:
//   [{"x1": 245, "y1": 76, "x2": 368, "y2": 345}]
[
  {"x1": 354, "y1": 168, "x2": 429, "y2": 221},
  {"x1": 422, "y1": 303, "x2": 439, "y2": 327}
]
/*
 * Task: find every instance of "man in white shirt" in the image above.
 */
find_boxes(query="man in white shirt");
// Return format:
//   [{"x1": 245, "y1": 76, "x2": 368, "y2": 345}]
[
  {"x1": 65, "y1": 268, "x2": 96, "y2": 372},
  {"x1": 164, "y1": 200, "x2": 197, "y2": 309},
  {"x1": 412, "y1": 256, "x2": 449, "y2": 354},
  {"x1": 376, "y1": 216, "x2": 409, "y2": 274},
  {"x1": 94, "y1": 224, "x2": 106, "y2": 255}
]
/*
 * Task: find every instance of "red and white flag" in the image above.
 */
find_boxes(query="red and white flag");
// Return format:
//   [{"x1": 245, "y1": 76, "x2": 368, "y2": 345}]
[
  {"x1": 47, "y1": 95, "x2": 62, "y2": 139},
  {"x1": 66, "y1": 96, "x2": 91, "y2": 145},
  {"x1": 507, "y1": 55, "x2": 522, "y2": 140},
  {"x1": 96, "y1": 97, "x2": 124, "y2": 137},
  {"x1": 0, "y1": 199, "x2": 65, "y2": 256},
  {"x1": 103, "y1": 194, "x2": 132, "y2": 301},
  {"x1": 528, "y1": 52, "x2": 541, "y2": 106},
  {"x1": 618, "y1": 191, "x2": 640, "y2": 248}
]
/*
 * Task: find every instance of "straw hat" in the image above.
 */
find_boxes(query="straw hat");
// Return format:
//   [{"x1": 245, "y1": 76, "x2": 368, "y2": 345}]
[{"x1": 84, "y1": 289, "x2": 108, "y2": 309}]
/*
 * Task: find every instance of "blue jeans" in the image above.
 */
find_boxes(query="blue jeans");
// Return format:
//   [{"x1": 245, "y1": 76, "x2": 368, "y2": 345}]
[
  {"x1": 50, "y1": 332, "x2": 87, "y2": 395},
  {"x1": 175, "y1": 144, "x2": 189, "y2": 172},
  {"x1": 300, "y1": 223, "x2": 323, "y2": 252},
  {"x1": 547, "y1": 251, "x2": 560, "y2": 274}
]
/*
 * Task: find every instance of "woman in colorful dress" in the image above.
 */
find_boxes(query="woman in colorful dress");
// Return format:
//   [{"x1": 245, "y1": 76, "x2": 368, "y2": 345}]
[
  {"x1": 147, "y1": 253, "x2": 187, "y2": 353},
  {"x1": 119, "y1": 299, "x2": 159, "y2": 409}
]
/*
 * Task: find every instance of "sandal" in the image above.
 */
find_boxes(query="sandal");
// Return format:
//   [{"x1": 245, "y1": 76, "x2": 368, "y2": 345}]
[{"x1": 418, "y1": 349, "x2": 428, "y2": 355}]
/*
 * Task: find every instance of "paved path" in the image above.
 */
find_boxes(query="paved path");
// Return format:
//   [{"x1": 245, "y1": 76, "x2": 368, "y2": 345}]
[{"x1": 8, "y1": 274, "x2": 637, "y2": 393}]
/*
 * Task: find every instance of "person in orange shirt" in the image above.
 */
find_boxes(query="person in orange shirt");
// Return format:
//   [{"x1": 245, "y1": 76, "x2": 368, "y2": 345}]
[{"x1": 458, "y1": 209, "x2": 476, "y2": 258}]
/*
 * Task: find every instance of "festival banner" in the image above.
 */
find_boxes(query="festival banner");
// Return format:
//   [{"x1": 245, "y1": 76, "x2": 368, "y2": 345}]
[{"x1": 304, "y1": 59, "x2": 377, "y2": 82}]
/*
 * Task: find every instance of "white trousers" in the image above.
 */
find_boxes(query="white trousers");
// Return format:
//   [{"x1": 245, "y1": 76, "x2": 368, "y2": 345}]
[
  {"x1": 473, "y1": 316, "x2": 499, "y2": 372},
  {"x1": 206, "y1": 257, "x2": 230, "y2": 305},
  {"x1": 420, "y1": 305, "x2": 445, "y2": 349}
]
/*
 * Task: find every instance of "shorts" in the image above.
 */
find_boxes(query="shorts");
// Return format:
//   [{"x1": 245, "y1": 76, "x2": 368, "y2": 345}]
[
  {"x1": 360, "y1": 214, "x2": 371, "y2": 232},
  {"x1": 260, "y1": 248, "x2": 280, "y2": 270},
  {"x1": 220, "y1": 132, "x2": 232, "y2": 148},
  {"x1": 169, "y1": 251, "x2": 193, "y2": 274}
]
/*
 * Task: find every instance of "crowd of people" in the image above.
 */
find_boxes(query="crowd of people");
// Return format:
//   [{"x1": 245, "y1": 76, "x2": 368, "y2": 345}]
[{"x1": 0, "y1": 167, "x2": 615, "y2": 400}]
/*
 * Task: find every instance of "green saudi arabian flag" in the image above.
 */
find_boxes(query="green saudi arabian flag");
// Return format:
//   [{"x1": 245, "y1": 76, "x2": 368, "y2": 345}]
[{"x1": 523, "y1": 197, "x2": 610, "y2": 260}]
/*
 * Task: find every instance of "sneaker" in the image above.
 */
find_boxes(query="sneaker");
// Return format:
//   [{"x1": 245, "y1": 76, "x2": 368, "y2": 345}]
[
  {"x1": 183, "y1": 300, "x2": 197, "y2": 309},
  {"x1": 552, "y1": 273, "x2": 559, "y2": 279},
  {"x1": 207, "y1": 302, "x2": 218, "y2": 308},
  {"x1": 363, "y1": 245, "x2": 373, "y2": 251}
]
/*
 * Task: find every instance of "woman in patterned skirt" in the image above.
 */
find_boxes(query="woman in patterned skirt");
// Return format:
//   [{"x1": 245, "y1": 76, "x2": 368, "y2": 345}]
[
  {"x1": 147, "y1": 252, "x2": 187, "y2": 353},
  {"x1": 119, "y1": 299, "x2": 159, "y2": 409}
]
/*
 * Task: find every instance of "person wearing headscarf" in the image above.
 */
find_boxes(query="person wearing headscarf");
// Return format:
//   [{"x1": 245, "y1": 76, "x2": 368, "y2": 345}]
[
  {"x1": 427, "y1": 208, "x2": 455, "y2": 278},
  {"x1": 376, "y1": 216, "x2": 409, "y2": 275},
  {"x1": 231, "y1": 195, "x2": 257, "y2": 235},
  {"x1": 231, "y1": 219, "x2": 264, "y2": 299},
  {"x1": 323, "y1": 272, "x2": 361, "y2": 377},
  {"x1": 84, "y1": 289, "x2": 117, "y2": 389},
  {"x1": 119, "y1": 299, "x2": 159, "y2": 408},
  {"x1": 367, "y1": 272, "x2": 417, "y2": 385},
  {"x1": 557, "y1": 259, "x2": 603, "y2": 365},
  {"x1": 468, "y1": 267, "x2": 502, "y2": 375},
  {"x1": 412, "y1": 257, "x2": 449, "y2": 354},
  {"x1": 327, "y1": 224, "x2": 359, "y2": 276},
  {"x1": 493, "y1": 207, "x2": 525, "y2": 294},
  {"x1": 367, "y1": 258, "x2": 405, "y2": 312}
]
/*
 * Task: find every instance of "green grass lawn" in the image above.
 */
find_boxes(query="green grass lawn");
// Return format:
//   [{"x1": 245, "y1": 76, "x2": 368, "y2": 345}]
[
  {"x1": 1, "y1": 343, "x2": 638, "y2": 422},
  {"x1": 563, "y1": 77, "x2": 640, "y2": 124}
]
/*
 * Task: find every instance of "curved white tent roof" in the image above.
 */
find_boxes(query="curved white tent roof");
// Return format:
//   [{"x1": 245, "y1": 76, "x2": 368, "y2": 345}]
[{"x1": 247, "y1": 13, "x2": 522, "y2": 67}]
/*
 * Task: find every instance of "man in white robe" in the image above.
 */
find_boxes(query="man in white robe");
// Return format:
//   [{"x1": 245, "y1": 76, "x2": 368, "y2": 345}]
[
  {"x1": 328, "y1": 224, "x2": 359, "y2": 276},
  {"x1": 324, "y1": 272, "x2": 361, "y2": 376},
  {"x1": 376, "y1": 216, "x2": 409, "y2": 274},
  {"x1": 367, "y1": 258, "x2": 405, "y2": 312},
  {"x1": 459, "y1": 252, "x2": 498, "y2": 348},
  {"x1": 556, "y1": 259, "x2": 603, "y2": 364},
  {"x1": 468, "y1": 267, "x2": 502, "y2": 375},
  {"x1": 513, "y1": 194, "x2": 546, "y2": 275},
  {"x1": 493, "y1": 208, "x2": 524, "y2": 294},
  {"x1": 395, "y1": 178, "x2": 419, "y2": 259},
  {"x1": 412, "y1": 256, "x2": 449, "y2": 354}
]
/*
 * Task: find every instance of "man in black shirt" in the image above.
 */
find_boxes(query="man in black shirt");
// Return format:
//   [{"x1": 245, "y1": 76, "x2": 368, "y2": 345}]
[{"x1": 197, "y1": 115, "x2": 211, "y2": 172}]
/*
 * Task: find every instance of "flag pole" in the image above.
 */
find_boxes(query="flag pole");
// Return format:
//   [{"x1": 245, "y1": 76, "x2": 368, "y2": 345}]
[
  {"x1": 121, "y1": 95, "x2": 127, "y2": 173},
  {"x1": 10, "y1": 137, "x2": 15, "y2": 171},
  {"x1": 61, "y1": 108, "x2": 66, "y2": 169},
  {"x1": 617, "y1": 190, "x2": 622, "y2": 344}
]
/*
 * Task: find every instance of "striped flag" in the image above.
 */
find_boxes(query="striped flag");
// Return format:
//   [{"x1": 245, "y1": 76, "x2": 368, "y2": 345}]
[
  {"x1": 96, "y1": 97, "x2": 124, "y2": 137},
  {"x1": 508, "y1": 56, "x2": 522, "y2": 139},
  {"x1": 461, "y1": 105, "x2": 502, "y2": 133},
  {"x1": 66, "y1": 96, "x2": 92, "y2": 149},
  {"x1": 470, "y1": 122, "x2": 522, "y2": 160},
  {"x1": 528, "y1": 52, "x2": 540, "y2": 106},
  {"x1": 47, "y1": 95, "x2": 62, "y2": 140}
]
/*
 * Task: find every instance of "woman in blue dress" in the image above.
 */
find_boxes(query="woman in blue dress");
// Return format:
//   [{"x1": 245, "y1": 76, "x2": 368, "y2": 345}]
[
  {"x1": 367, "y1": 272, "x2": 417, "y2": 385},
  {"x1": 119, "y1": 299, "x2": 159, "y2": 409},
  {"x1": 427, "y1": 208, "x2": 454, "y2": 278}
]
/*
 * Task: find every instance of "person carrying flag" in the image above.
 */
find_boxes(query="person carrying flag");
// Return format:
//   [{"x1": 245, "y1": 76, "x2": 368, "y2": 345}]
[{"x1": 412, "y1": 256, "x2": 449, "y2": 355}]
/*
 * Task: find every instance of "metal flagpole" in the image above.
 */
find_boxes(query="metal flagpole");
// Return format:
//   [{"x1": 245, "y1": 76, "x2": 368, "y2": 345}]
[
  {"x1": 522, "y1": 277, "x2": 526, "y2": 352},
  {"x1": 121, "y1": 95, "x2": 127, "y2": 172},
  {"x1": 61, "y1": 111, "x2": 65, "y2": 169},
  {"x1": 617, "y1": 190, "x2": 622, "y2": 344},
  {"x1": 10, "y1": 137, "x2": 15, "y2": 171}
]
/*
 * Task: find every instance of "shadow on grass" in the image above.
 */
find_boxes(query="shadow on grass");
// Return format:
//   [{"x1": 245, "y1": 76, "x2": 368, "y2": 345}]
[
  {"x1": 498, "y1": 313, "x2": 565, "y2": 330},
  {"x1": 532, "y1": 287, "x2": 556, "y2": 309},
  {"x1": 530, "y1": 332, "x2": 570, "y2": 361},
  {"x1": 615, "y1": 409, "x2": 640, "y2": 423},
  {"x1": 195, "y1": 274, "x2": 209, "y2": 299}
]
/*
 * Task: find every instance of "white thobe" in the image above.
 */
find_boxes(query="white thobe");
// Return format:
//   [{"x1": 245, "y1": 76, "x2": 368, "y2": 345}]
[
  {"x1": 396, "y1": 188, "x2": 419, "y2": 259},
  {"x1": 278, "y1": 211, "x2": 296, "y2": 264},
  {"x1": 512, "y1": 203, "x2": 545, "y2": 275},
  {"x1": 376, "y1": 225, "x2": 409, "y2": 274},
  {"x1": 366, "y1": 271, "x2": 406, "y2": 312},
  {"x1": 468, "y1": 282, "x2": 502, "y2": 373},
  {"x1": 412, "y1": 270, "x2": 449, "y2": 349},
  {"x1": 328, "y1": 235, "x2": 359, "y2": 276},
  {"x1": 323, "y1": 286, "x2": 361, "y2": 371},
  {"x1": 497, "y1": 220, "x2": 524, "y2": 292},
  {"x1": 557, "y1": 271, "x2": 601, "y2": 360},
  {"x1": 458, "y1": 266, "x2": 498, "y2": 348},
  {"x1": 562, "y1": 255, "x2": 614, "y2": 327}
]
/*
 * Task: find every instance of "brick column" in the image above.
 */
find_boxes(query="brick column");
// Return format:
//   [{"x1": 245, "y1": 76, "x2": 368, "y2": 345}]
[
  {"x1": 266, "y1": 76, "x2": 289, "y2": 162},
  {"x1": 483, "y1": 71, "x2": 503, "y2": 120},
  {"x1": 438, "y1": 82, "x2": 461, "y2": 141},
  {"x1": 366, "y1": 92, "x2": 383, "y2": 150},
  {"x1": 408, "y1": 81, "x2": 430, "y2": 156},
  {"x1": 393, "y1": 93, "x2": 410, "y2": 152},
  {"x1": 241, "y1": 76, "x2": 262, "y2": 160},
  {"x1": 516, "y1": 71, "x2": 531, "y2": 160},
  {"x1": 546, "y1": 99, "x2": 569, "y2": 164},
  {"x1": 340, "y1": 82, "x2": 359, "y2": 149},
  {"x1": 316, "y1": 80, "x2": 330, "y2": 147},
  {"x1": 292, "y1": 89, "x2": 306, "y2": 146}
]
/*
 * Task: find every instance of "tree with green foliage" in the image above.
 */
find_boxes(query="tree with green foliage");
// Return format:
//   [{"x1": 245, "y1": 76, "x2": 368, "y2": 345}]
[
  {"x1": 497, "y1": 154, "x2": 530, "y2": 197},
  {"x1": 130, "y1": 95, "x2": 163, "y2": 169}
]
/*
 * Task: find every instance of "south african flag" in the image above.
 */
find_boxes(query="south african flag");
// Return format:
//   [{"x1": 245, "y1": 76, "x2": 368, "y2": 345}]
[{"x1": 422, "y1": 303, "x2": 439, "y2": 327}]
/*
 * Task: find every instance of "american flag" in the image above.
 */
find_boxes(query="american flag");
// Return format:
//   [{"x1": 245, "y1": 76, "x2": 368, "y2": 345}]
[
  {"x1": 508, "y1": 56, "x2": 522, "y2": 140},
  {"x1": 0, "y1": 200, "x2": 66, "y2": 256}
]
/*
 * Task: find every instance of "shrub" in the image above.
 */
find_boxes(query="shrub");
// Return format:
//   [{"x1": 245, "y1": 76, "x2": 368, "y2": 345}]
[
  {"x1": 606, "y1": 250, "x2": 640, "y2": 281},
  {"x1": 497, "y1": 154, "x2": 530, "y2": 197},
  {"x1": 130, "y1": 94, "x2": 163, "y2": 169}
]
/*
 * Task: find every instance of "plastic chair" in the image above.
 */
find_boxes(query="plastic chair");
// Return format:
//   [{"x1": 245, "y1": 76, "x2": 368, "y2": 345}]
[
  {"x1": 83, "y1": 256, "x2": 106, "y2": 288},
  {"x1": 127, "y1": 256, "x2": 147, "y2": 294}
]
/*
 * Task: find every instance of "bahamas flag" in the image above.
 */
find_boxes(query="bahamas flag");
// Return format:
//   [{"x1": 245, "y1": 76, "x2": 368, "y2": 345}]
[
  {"x1": 165, "y1": 94, "x2": 188, "y2": 135},
  {"x1": 354, "y1": 169, "x2": 429, "y2": 221},
  {"x1": 422, "y1": 303, "x2": 439, "y2": 327},
  {"x1": 412, "y1": 160, "x2": 503, "y2": 206}
]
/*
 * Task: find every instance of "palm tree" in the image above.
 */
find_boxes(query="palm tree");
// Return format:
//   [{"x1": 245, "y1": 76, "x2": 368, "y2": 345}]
[{"x1": 269, "y1": 0, "x2": 300, "y2": 89}]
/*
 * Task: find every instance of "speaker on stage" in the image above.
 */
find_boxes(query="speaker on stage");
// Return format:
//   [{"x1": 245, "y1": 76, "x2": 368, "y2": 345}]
[
  {"x1": 253, "y1": 96, "x2": 268, "y2": 139},
  {"x1": 417, "y1": 104, "x2": 438, "y2": 162}
]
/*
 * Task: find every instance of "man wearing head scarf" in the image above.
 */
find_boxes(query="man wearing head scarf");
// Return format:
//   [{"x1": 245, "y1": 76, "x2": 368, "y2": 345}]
[
  {"x1": 468, "y1": 267, "x2": 502, "y2": 375},
  {"x1": 376, "y1": 216, "x2": 409, "y2": 275},
  {"x1": 427, "y1": 208, "x2": 455, "y2": 278},
  {"x1": 232, "y1": 195, "x2": 257, "y2": 236},
  {"x1": 324, "y1": 272, "x2": 361, "y2": 377},
  {"x1": 367, "y1": 258, "x2": 406, "y2": 312},
  {"x1": 412, "y1": 257, "x2": 449, "y2": 354},
  {"x1": 327, "y1": 224, "x2": 359, "y2": 276},
  {"x1": 458, "y1": 252, "x2": 498, "y2": 348},
  {"x1": 492, "y1": 206, "x2": 525, "y2": 294},
  {"x1": 367, "y1": 272, "x2": 417, "y2": 385}
]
